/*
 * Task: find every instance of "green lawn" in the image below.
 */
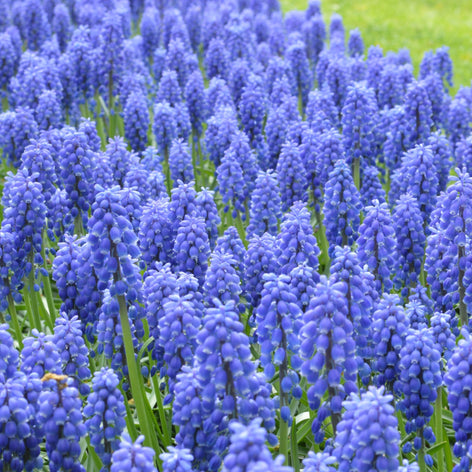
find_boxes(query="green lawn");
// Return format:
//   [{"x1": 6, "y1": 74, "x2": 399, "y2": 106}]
[{"x1": 280, "y1": 0, "x2": 472, "y2": 92}]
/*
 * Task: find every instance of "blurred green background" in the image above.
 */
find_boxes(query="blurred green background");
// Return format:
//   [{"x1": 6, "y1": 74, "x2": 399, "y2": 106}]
[{"x1": 280, "y1": 0, "x2": 472, "y2": 92}]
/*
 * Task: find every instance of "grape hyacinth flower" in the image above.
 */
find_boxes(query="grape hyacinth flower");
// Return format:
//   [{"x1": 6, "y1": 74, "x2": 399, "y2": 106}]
[
  {"x1": 215, "y1": 226, "x2": 247, "y2": 283},
  {"x1": 334, "y1": 386, "x2": 401, "y2": 472},
  {"x1": 161, "y1": 447, "x2": 194, "y2": 472},
  {"x1": 329, "y1": 246, "x2": 375, "y2": 381},
  {"x1": 185, "y1": 69, "x2": 206, "y2": 139},
  {"x1": 303, "y1": 451, "x2": 337, "y2": 472},
  {"x1": 222, "y1": 419, "x2": 290, "y2": 472},
  {"x1": 59, "y1": 130, "x2": 95, "y2": 232},
  {"x1": 53, "y1": 313, "x2": 91, "y2": 395},
  {"x1": 38, "y1": 374, "x2": 86, "y2": 472},
  {"x1": 0, "y1": 371, "x2": 43, "y2": 471},
  {"x1": 2, "y1": 168, "x2": 47, "y2": 275},
  {"x1": 300, "y1": 276, "x2": 358, "y2": 442},
  {"x1": 169, "y1": 139, "x2": 194, "y2": 187},
  {"x1": 111, "y1": 435, "x2": 157, "y2": 472},
  {"x1": 341, "y1": 82, "x2": 377, "y2": 180},
  {"x1": 404, "y1": 80, "x2": 433, "y2": 148},
  {"x1": 444, "y1": 329, "x2": 472, "y2": 471},
  {"x1": 289, "y1": 263, "x2": 320, "y2": 314},
  {"x1": 275, "y1": 201, "x2": 320, "y2": 275},
  {"x1": 433, "y1": 169, "x2": 472, "y2": 326},
  {"x1": 173, "y1": 215, "x2": 210, "y2": 286},
  {"x1": 169, "y1": 181, "x2": 199, "y2": 234},
  {"x1": 255, "y1": 273, "x2": 303, "y2": 428},
  {"x1": 20, "y1": 329, "x2": 62, "y2": 378},
  {"x1": 158, "y1": 294, "x2": 201, "y2": 400},
  {"x1": 357, "y1": 200, "x2": 397, "y2": 293},
  {"x1": 276, "y1": 141, "x2": 308, "y2": 212},
  {"x1": 371, "y1": 294, "x2": 409, "y2": 391},
  {"x1": 195, "y1": 188, "x2": 221, "y2": 249},
  {"x1": 124, "y1": 89, "x2": 150, "y2": 153},
  {"x1": 244, "y1": 233, "x2": 279, "y2": 307},
  {"x1": 138, "y1": 198, "x2": 174, "y2": 267},
  {"x1": 194, "y1": 300, "x2": 276, "y2": 437},
  {"x1": 360, "y1": 164, "x2": 386, "y2": 207},
  {"x1": 172, "y1": 365, "x2": 223, "y2": 471},
  {"x1": 397, "y1": 328, "x2": 442, "y2": 462},
  {"x1": 216, "y1": 147, "x2": 247, "y2": 219},
  {"x1": 84, "y1": 368, "x2": 126, "y2": 470},
  {"x1": 392, "y1": 194, "x2": 426, "y2": 295},
  {"x1": 389, "y1": 144, "x2": 439, "y2": 225},
  {"x1": 323, "y1": 159, "x2": 362, "y2": 256},
  {"x1": 429, "y1": 311, "x2": 456, "y2": 363},
  {"x1": 247, "y1": 170, "x2": 282, "y2": 239},
  {"x1": 204, "y1": 252, "x2": 241, "y2": 309}
]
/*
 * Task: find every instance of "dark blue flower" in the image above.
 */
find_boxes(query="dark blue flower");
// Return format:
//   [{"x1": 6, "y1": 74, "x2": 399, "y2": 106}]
[
  {"x1": 392, "y1": 194, "x2": 426, "y2": 294},
  {"x1": 444, "y1": 329, "x2": 472, "y2": 470},
  {"x1": 38, "y1": 375, "x2": 86, "y2": 472},
  {"x1": 357, "y1": 200, "x2": 397, "y2": 293},
  {"x1": 247, "y1": 170, "x2": 282, "y2": 239},
  {"x1": 111, "y1": 434, "x2": 157, "y2": 472},
  {"x1": 53, "y1": 313, "x2": 91, "y2": 395},
  {"x1": 84, "y1": 368, "x2": 126, "y2": 470},
  {"x1": 275, "y1": 202, "x2": 320, "y2": 274},
  {"x1": 334, "y1": 386, "x2": 400, "y2": 472},
  {"x1": 300, "y1": 276, "x2": 358, "y2": 442},
  {"x1": 323, "y1": 159, "x2": 362, "y2": 256},
  {"x1": 173, "y1": 215, "x2": 210, "y2": 286},
  {"x1": 244, "y1": 234, "x2": 278, "y2": 307},
  {"x1": 161, "y1": 447, "x2": 194, "y2": 472},
  {"x1": 276, "y1": 141, "x2": 308, "y2": 211},
  {"x1": 397, "y1": 328, "x2": 442, "y2": 456},
  {"x1": 371, "y1": 294, "x2": 409, "y2": 391}
]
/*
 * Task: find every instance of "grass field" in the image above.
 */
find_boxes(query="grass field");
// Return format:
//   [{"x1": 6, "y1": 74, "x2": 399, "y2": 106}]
[{"x1": 280, "y1": 0, "x2": 472, "y2": 93}]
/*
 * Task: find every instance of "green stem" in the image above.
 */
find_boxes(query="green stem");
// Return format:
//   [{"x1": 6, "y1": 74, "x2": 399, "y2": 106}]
[
  {"x1": 279, "y1": 414, "x2": 289, "y2": 465},
  {"x1": 434, "y1": 387, "x2": 445, "y2": 472},
  {"x1": 234, "y1": 211, "x2": 247, "y2": 247},
  {"x1": 353, "y1": 157, "x2": 360, "y2": 190},
  {"x1": 316, "y1": 222, "x2": 330, "y2": 274},
  {"x1": 291, "y1": 422, "x2": 300, "y2": 472},
  {"x1": 164, "y1": 147, "x2": 171, "y2": 195},
  {"x1": 117, "y1": 295, "x2": 158, "y2": 455},
  {"x1": 25, "y1": 258, "x2": 42, "y2": 331},
  {"x1": 7, "y1": 293, "x2": 22, "y2": 349},
  {"x1": 22, "y1": 285, "x2": 38, "y2": 331},
  {"x1": 417, "y1": 430, "x2": 426, "y2": 472},
  {"x1": 151, "y1": 373, "x2": 172, "y2": 447},
  {"x1": 192, "y1": 132, "x2": 199, "y2": 190},
  {"x1": 74, "y1": 214, "x2": 85, "y2": 237},
  {"x1": 41, "y1": 230, "x2": 56, "y2": 325}
]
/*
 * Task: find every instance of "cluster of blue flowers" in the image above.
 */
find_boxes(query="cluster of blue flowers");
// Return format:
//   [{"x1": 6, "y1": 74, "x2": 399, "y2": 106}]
[{"x1": 0, "y1": 0, "x2": 471, "y2": 470}]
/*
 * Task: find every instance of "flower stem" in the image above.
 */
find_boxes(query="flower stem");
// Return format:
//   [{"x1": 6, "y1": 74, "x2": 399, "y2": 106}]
[
  {"x1": 41, "y1": 230, "x2": 56, "y2": 325},
  {"x1": 164, "y1": 147, "x2": 171, "y2": 195},
  {"x1": 279, "y1": 414, "x2": 289, "y2": 465},
  {"x1": 353, "y1": 157, "x2": 361, "y2": 190},
  {"x1": 434, "y1": 387, "x2": 445, "y2": 472},
  {"x1": 417, "y1": 430, "x2": 426, "y2": 472},
  {"x1": 117, "y1": 294, "x2": 159, "y2": 457},
  {"x1": 7, "y1": 293, "x2": 22, "y2": 349}
]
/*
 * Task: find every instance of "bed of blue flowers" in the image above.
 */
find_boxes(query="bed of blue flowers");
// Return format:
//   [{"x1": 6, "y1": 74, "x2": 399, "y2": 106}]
[{"x1": 1, "y1": 0, "x2": 472, "y2": 471}]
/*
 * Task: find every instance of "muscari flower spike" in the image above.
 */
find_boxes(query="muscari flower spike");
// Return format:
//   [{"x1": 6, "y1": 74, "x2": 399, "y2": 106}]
[
  {"x1": 397, "y1": 328, "x2": 442, "y2": 462},
  {"x1": 333, "y1": 386, "x2": 401, "y2": 472},
  {"x1": 300, "y1": 276, "x2": 358, "y2": 443},
  {"x1": 323, "y1": 159, "x2": 363, "y2": 257},
  {"x1": 275, "y1": 201, "x2": 320, "y2": 275},
  {"x1": 111, "y1": 434, "x2": 157, "y2": 472},
  {"x1": 83, "y1": 367, "x2": 126, "y2": 470},
  {"x1": 38, "y1": 375, "x2": 86, "y2": 472}
]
